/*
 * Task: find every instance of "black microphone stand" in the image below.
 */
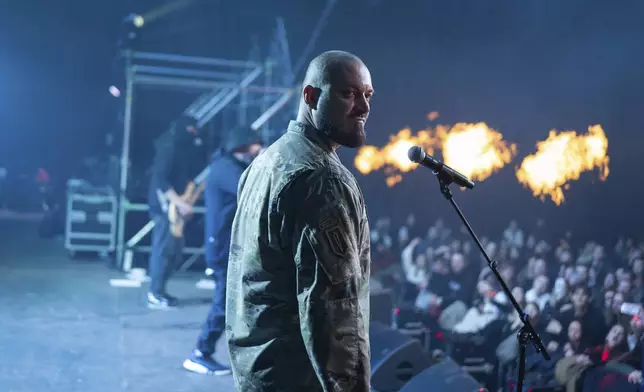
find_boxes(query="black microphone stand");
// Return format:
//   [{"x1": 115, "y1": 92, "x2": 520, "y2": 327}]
[{"x1": 433, "y1": 170, "x2": 550, "y2": 392}]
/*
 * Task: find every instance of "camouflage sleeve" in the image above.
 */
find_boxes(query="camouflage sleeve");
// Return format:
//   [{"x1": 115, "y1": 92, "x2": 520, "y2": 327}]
[{"x1": 287, "y1": 169, "x2": 370, "y2": 392}]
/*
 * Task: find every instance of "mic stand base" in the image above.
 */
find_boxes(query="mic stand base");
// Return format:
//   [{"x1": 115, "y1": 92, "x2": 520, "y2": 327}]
[{"x1": 516, "y1": 325, "x2": 534, "y2": 392}]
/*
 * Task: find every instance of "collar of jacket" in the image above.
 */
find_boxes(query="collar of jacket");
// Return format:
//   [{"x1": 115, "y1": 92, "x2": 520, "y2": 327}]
[{"x1": 287, "y1": 120, "x2": 336, "y2": 153}]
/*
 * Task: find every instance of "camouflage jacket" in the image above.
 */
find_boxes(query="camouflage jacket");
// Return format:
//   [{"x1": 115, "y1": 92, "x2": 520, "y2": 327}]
[{"x1": 226, "y1": 120, "x2": 371, "y2": 392}]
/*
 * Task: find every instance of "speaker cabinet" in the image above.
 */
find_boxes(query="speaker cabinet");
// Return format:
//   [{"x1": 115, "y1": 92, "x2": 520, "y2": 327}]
[
  {"x1": 399, "y1": 356, "x2": 485, "y2": 392},
  {"x1": 370, "y1": 322, "x2": 431, "y2": 392}
]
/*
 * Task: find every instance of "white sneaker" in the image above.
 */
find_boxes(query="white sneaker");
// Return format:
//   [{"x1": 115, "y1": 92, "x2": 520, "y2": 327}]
[{"x1": 196, "y1": 279, "x2": 216, "y2": 290}]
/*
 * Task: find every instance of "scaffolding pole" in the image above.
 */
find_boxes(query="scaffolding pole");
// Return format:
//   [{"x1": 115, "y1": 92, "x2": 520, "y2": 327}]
[
  {"x1": 239, "y1": 38, "x2": 261, "y2": 128},
  {"x1": 132, "y1": 51, "x2": 259, "y2": 68},
  {"x1": 116, "y1": 50, "x2": 135, "y2": 272}
]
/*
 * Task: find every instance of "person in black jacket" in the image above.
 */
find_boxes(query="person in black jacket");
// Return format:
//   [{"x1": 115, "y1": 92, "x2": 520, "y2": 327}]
[
  {"x1": 183, "y1": 127, "x2": 262, "y2": 375},
  {"x1": 147, "y1": 115, "x2": 204, "y2": 309}
]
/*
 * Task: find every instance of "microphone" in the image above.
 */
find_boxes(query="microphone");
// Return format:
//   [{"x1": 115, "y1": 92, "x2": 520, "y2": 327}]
[{"x1": 407, "y1": 146, "x2": 475, "y2": 189}]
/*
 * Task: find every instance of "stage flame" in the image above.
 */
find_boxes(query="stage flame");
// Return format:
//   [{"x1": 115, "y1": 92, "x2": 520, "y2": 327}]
[
  {"x1": 516, "y1": 125, "x2": 610, "y2": 205},
  {"x1": 354, "y1": 122, "x2": 515, "y2": 187},
  {"x1": 354, "y1": 128, "x2": 436, "y2": 187},
  {"x1": 435, "y1": 122, "x2": 517, "y2": 182}
]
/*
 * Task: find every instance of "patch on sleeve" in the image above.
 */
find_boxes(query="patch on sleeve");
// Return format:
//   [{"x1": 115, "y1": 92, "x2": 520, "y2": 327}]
[{"x1": 320, "y1": 217, "x2": 348, "y2": 257}]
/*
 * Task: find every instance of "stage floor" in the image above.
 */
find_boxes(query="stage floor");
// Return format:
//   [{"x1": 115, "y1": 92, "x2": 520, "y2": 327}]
[{"x1": 0, "y1": 219, "x2": 235, "y2": 392}]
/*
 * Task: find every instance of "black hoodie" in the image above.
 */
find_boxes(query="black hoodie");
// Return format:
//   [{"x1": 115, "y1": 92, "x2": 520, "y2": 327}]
[{"x1": 147, "y1": 118, "x2": 204, "y2": 216}]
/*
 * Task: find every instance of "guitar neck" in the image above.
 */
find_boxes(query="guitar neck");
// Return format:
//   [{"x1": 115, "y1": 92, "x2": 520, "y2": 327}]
[{"x1": 184, "y1": 182, "x2": 205, "y2": 205}]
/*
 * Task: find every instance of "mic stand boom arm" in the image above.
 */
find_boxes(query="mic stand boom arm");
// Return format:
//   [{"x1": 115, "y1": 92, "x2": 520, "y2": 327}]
[{"x1": 433, "y1": 170, "x2": 550, "y2": 392}]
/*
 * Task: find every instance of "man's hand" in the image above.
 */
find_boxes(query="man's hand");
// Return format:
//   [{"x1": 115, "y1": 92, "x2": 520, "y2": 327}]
[
  {"x1": 546, "y1": 319, "x2": 562, "y2": 335},
  {"x1": 547, "y1": 341, "x2": 559, "y2": 353},
  {"x1": 177, "y1": 201, "x2": 193, "y2": 216},
  {"x1": 628, "y1": 370, "x2": 642, "y2": 384},
  {"x1": 165, "y1": 189, "x2": 193, "y2": 216},
  {"x1": 575, "y1": 354, "x2": 591, "y2": 365},
  {"x1": 409, "y1": 237, "x2": 422, "y2": 246}
]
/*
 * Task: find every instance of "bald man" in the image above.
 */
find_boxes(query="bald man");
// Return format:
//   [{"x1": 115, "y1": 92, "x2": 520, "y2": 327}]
[{"x1": 225, "y1": 50, "x2": 373, "y2": 391}]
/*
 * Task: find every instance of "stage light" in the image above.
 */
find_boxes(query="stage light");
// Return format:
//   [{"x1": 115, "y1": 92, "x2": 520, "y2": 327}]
[
  {"x1": 109, "y1": 86, "x2": 121, "y2": 97},
  {"x1": 133, "y1": 15, "x2": 145, "y2": 28},
  {"x1": 123, "y1": 13, "x2": 144, "y2": 28}
]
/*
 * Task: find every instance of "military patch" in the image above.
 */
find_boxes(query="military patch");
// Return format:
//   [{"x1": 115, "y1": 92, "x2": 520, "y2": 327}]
[{"x1": 320, "y1": 217, "x2": 348, "y2": 257}]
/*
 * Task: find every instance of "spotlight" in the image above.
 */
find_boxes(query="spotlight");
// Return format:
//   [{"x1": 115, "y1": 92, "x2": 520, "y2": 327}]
[
  {"x1": 109, "y1": 86, "x2": 121, "y2": 97},
  {"x1": 123, "y1": 13, "x2": 145, "y2": 28},
  {"x1": 133, "y1": 15, "x2": 145, "y2": 28}
]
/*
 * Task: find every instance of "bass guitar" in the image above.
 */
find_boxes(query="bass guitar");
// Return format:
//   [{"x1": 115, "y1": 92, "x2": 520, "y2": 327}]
[{"x1": 168, "y1": 181, "x2": 204, "y2": 238}]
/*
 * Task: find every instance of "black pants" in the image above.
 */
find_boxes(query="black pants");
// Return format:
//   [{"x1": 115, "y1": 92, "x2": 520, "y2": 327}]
[
  {"x1": 149, "y1": 213, "x2": 183, "y2": 295},
  {"x1": 196, "y1": 263, "x2": 227, "y2": 355}
]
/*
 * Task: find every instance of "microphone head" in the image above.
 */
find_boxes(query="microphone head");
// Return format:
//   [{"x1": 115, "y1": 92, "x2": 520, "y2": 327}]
[{"x1": 408, "y1": 146, "x2": 424, "y2": 163}]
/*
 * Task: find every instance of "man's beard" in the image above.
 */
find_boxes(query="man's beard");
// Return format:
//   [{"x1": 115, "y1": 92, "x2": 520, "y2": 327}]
[{"x1": 319, "y1": 120, "x2": 366, "y2": 149}]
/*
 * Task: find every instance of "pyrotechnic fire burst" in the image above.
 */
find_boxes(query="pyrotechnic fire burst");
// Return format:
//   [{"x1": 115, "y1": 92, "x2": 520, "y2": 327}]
[
  {"x1": 516, "y1": 125, "x2": 610, "y2": 205},
  {"x1": 354, "y1": 122, "x2": 515, "y2": 187},
  {"x1": 435, "y1": 122, "x2": 517, "y2": 182},
  {"x1": 354, "y1": 128, "x2": 436, "y2": 187}
]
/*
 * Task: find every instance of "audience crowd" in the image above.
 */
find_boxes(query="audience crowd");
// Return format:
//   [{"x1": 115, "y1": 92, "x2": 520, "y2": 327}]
[{"x1": 369, "y1": 214, "x2": 644, "y2": 391}]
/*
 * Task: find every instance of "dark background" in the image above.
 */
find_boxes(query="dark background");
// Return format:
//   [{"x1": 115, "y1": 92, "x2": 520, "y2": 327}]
[{"x1": 1, "y1": 0, "x2": 642, "y2": 245}]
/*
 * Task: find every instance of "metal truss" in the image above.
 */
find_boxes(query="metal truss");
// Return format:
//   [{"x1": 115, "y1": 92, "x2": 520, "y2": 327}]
[{"x1": 115, "y1": 18, "x2": 295, "y2": 270}]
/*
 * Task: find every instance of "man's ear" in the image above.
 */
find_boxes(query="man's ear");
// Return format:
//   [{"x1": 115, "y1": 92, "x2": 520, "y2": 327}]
[{"x1": 302, "y1": 85, "x2": 321, "y2": 109}]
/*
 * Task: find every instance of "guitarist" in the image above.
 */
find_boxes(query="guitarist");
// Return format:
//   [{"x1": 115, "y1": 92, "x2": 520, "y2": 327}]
[
  {"x1": 183, "y1": 127, "x2": 262, "y2": 375},
  {"x1": 147, "y1": 114, "x2": 204, "y2": 309}
]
